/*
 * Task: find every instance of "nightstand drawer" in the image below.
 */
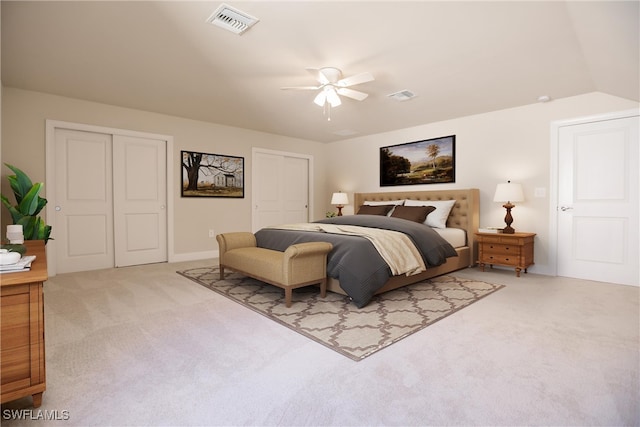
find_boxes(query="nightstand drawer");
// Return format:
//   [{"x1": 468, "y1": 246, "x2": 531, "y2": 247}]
[
  {"x1": 479, "y1": 253, "x2": 519, "y2": 266},
  {"x1": 482, "y1": 243, "x2": 519, "y2": 255}
]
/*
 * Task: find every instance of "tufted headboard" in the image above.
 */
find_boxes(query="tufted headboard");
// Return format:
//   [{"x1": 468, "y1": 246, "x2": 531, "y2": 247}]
[{"x1": 354, "y1": 188, "x2": 480, "y2": 263}]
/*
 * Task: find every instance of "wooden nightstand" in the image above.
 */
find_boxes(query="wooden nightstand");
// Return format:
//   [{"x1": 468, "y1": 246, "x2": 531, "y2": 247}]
[{"x1": 476, "y1": 232, "x2": 536, "y2": 277}]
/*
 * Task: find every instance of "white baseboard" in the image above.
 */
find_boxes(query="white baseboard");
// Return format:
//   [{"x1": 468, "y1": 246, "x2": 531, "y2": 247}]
[{"x1": 170, "y1": 250, "x2": 219, "y2": 263}]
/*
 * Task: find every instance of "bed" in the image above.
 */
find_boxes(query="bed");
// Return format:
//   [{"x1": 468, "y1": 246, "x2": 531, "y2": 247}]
[{"x1": 255, "y1": 188, "x2": 479, "y2": 307}]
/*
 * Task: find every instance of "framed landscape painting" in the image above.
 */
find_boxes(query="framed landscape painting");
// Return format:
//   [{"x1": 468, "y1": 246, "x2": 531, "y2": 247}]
[
  {"x1": 181, "y1": 150, "x2": 244, "y2": 198},
  {"x1": 380, "y1": 135, "x2": 456, "y2": 186}
]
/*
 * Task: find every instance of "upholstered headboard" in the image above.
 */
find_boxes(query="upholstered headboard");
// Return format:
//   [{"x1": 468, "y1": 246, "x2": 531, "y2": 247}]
[{"x1": 354, "y1": 188, "x2": 480, "y2": 263}]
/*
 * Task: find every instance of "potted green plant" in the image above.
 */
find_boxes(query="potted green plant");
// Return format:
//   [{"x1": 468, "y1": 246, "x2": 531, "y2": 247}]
[{"x1": 1, "y1": 163, "x2": 53, "y2": 243}]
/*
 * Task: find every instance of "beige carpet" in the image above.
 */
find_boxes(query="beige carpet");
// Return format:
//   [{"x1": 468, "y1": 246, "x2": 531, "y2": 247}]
[{"x1": 177, "y1": 267, "x2": 504, "y2": 360}]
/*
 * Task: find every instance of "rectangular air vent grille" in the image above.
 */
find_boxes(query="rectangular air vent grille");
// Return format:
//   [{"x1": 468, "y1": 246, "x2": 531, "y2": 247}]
[
  {"x1": 207, "y1": 4, "x2": 259, "y2": 35},
  {"x1": 387, "y1": 90, "x2": 416, "y2": 101}
]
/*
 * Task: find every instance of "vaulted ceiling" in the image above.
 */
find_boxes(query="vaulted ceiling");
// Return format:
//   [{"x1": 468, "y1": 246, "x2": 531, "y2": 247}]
[{"x1": 2, "y1": 1, "x2": 638, "y2": 143}]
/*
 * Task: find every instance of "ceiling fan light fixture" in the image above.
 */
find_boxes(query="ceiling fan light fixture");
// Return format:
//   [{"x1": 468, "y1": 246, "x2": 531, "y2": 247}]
[
  {"x1": 313, "y1": 91, "x2": 327, "y2": 107},
  {"x1": 326, "y1": 88, "x2": 342, "y2": 107}
]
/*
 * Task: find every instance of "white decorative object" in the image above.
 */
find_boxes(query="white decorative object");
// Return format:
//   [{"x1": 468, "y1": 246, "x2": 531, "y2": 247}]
[
  {"x1": 0, "y1": 249, "x2": 21, "y2": 265},
  {"x1": 7, "y1": 224, "x2": 24, "y2": 244}
]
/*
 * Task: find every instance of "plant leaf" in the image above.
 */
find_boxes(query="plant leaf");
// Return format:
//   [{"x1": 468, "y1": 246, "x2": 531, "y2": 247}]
[
  {"x1": 17, "y1": 216, "x2": 37, "y2": 240},
  {"x1": 17, "y1": 182, "x2": 42, "y2": 216},
  {"x1": 1, "y1": 194, "x2": 24, "y2": 224},
  {"x1": 4, "y1": 164, "x2": 33, "y2": 203}
]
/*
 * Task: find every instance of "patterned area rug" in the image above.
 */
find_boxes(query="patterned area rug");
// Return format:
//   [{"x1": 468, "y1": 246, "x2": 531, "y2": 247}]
[{"x1": 177, "y1": 267, "x2": 504, "y2": 361}]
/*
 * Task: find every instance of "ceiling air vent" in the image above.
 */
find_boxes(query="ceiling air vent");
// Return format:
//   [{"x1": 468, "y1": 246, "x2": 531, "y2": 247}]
[
  {"x1": 206, "y1": 4, "x2": 259, "y2": 35},
  {"x1": 387, "y1": 90, "x2": 416, "y2": 101}
]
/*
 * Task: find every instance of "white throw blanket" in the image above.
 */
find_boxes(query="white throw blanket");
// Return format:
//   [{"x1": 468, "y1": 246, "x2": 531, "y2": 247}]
[{"x1": 267, "y1": 223, "x2": 426, "y2": 276}]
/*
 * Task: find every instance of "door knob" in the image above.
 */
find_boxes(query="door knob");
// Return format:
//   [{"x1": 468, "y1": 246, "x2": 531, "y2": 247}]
[
  {"x1": 560, "y1": 206, "x2": 573, "y2": 211},
  {"x1": 55, "y1": 206, "x2": 62, "y2": 211}
]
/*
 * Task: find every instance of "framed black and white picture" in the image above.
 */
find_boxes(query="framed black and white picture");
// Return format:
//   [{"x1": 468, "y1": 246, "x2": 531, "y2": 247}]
[
  {"x1": 181, "y1": 150, "x2": 244, "y2": 198},
  {"x1": 380, "y1": 135, "x2": 456, "y2": 186}
]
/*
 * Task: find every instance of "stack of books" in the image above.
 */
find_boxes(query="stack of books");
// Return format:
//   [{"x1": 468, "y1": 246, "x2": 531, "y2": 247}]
[
  {"x1": 478, "y1": 227, "x2": 503, "y2": 234},
  {"x1": 0, "y1": 255, "x2": 36, "y2": 273}
]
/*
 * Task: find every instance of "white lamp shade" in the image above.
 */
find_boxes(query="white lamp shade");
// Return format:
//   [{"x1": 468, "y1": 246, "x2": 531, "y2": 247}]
[
  {"x1": 493, "y1": 182, "x2": 524, "y2": 203},
  {"x1": 331, "y1": 192, "x2": 349, "y2": 205},
  {"x1": 326, "y1": 88, "x2": 342, "y2": 107}
]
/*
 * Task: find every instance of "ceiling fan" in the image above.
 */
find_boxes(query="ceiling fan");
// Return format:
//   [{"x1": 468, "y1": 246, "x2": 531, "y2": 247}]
[{"x1": 281, "y1": 67, "x2": 375, "y2": 120}]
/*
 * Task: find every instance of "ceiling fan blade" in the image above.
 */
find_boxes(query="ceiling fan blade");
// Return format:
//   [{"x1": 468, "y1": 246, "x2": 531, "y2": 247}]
[
  {"x1": 337, "y1": 72, "x2": 374, "y2": 87},
  {"x1": 336, "y1": 87, "x2": 369, "y2": 101},
  {"x1": 280, "y1": 86, "x2": 321, "y2": 90}
]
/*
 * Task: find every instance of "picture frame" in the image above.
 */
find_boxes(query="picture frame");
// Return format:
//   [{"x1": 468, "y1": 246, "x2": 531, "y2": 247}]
[
  {"x1": 181, "y1": 150, "x2": 244, "y2": 198},
  {"x1": 380, "y1": 135, "x2": 456, "y2": 186}
]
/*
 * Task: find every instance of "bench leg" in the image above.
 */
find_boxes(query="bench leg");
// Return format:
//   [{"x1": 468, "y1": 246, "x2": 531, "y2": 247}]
[
  {"x1": 285, "y1": 288, "x2": 292, "y2": 308},
  {"x1": 219, "y1": 265, "x2": 225, "y2": 280},
  {"x1": 320, "y1": 278, "x2": 327, "y2": 299}
]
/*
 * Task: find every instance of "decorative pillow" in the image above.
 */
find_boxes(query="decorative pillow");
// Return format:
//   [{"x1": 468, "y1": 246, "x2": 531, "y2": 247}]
[
  {"x1": 356, "y1": 204, "x2": 395, "y2": 216},
  {"x1": 364, "y1": 200, "x2": 404, "y2": 216},
  {"x1": 404, "y1": 199, "x2": 456, "y2": 228},
  {"x1": 390, "y1": 205, "x2": 436, "y2": 223}
]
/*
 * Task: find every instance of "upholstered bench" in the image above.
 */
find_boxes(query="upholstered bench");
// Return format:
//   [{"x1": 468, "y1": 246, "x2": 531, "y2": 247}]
[{"x1": 216, "y1": 232, "x2": 333, "y2": 307}]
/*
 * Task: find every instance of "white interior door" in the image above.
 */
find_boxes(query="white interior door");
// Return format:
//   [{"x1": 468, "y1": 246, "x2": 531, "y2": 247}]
[
  {"x1": 113, "y1": 135, "x2": 167, "y2": 267},
  {"x1": 253, "y1": 151, "x2": 283, "y2": 232},
  {"x1": 557, "y1": 115, "x2": 639, "y2": 286},
  {"x1": 283, "y1": 157, "x2": 309, "y2": 223},
  {"x1": 252, "y1": 149, "x2": 311, "y2": 232},
  {"x1": 54, "y1": 129, "x2": 114, "y2": 273}
]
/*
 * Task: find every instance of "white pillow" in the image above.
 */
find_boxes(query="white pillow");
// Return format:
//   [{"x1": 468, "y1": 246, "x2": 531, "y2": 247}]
[
  {"x1": 363, "y1": 200, "x2": 404, "y2": 206},
  {"x1": 404, "y1": 199, "x2": 456, "y2": 228},
  {"x1": 364, "y1": 200, "x2": 404, "y2": 216}
]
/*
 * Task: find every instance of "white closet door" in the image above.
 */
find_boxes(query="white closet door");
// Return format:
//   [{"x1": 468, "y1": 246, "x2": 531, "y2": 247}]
[
  {"x1": 252, "y1": 150, "x2": 310, "y2": 232},
  {"x1": 283, "y1": 156, "x2": 309, "y2": 224},
  {"x1": 54, "y1": 129, "x2": 114, "y2": 273},
  {"x1": 113, "y1": 135, "x2": 167, "y2": 267},
  {"x1": 253, "y1": 151, "x2": 284, "y2": 232},
  {"x1": 557, "y1": 115, "x2": 639, "y2": 286}
]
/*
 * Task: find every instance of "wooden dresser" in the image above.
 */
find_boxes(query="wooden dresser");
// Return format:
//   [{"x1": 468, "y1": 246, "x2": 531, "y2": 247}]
[
  {"x1": 476, "y1": 232, "x2": 536, "y2": 277},
  {"x1": 0, "y1": 240, "x2": 47, "y2": 407}
]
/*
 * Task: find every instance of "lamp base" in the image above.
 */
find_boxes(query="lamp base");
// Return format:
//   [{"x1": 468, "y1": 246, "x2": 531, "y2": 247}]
[
  {"x1": 502, "y1": 202, "x2": 515, "y2": 234},
  {"x1": 336, "y1": 205, "x2": 344, "y2": 216}
]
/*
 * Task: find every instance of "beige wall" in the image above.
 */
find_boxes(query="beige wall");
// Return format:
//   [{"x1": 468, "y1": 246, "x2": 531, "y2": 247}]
[
  {"x1": 325, "y1": 92, "x2": 639, "y2": 275},
  {"x1": 2, "y1": 87, "x2": 637, "y2": 275},
  {"x1": 1, "y1": 87, "x2": 328, "y2": 259}
]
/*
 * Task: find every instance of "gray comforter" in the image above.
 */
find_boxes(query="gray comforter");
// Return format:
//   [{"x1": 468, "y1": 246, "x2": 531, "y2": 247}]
[{"x1": 254, "y1": 215, "x2": 458, "y2": 307}]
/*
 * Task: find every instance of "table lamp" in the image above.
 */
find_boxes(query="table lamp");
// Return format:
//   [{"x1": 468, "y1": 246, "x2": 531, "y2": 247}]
[
  {"x1": 493, "y1": 181, "x2": 524, "y2": 234},
  {"x1": 331, "y1": 192, "x2": 349, "y2": 216}
]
